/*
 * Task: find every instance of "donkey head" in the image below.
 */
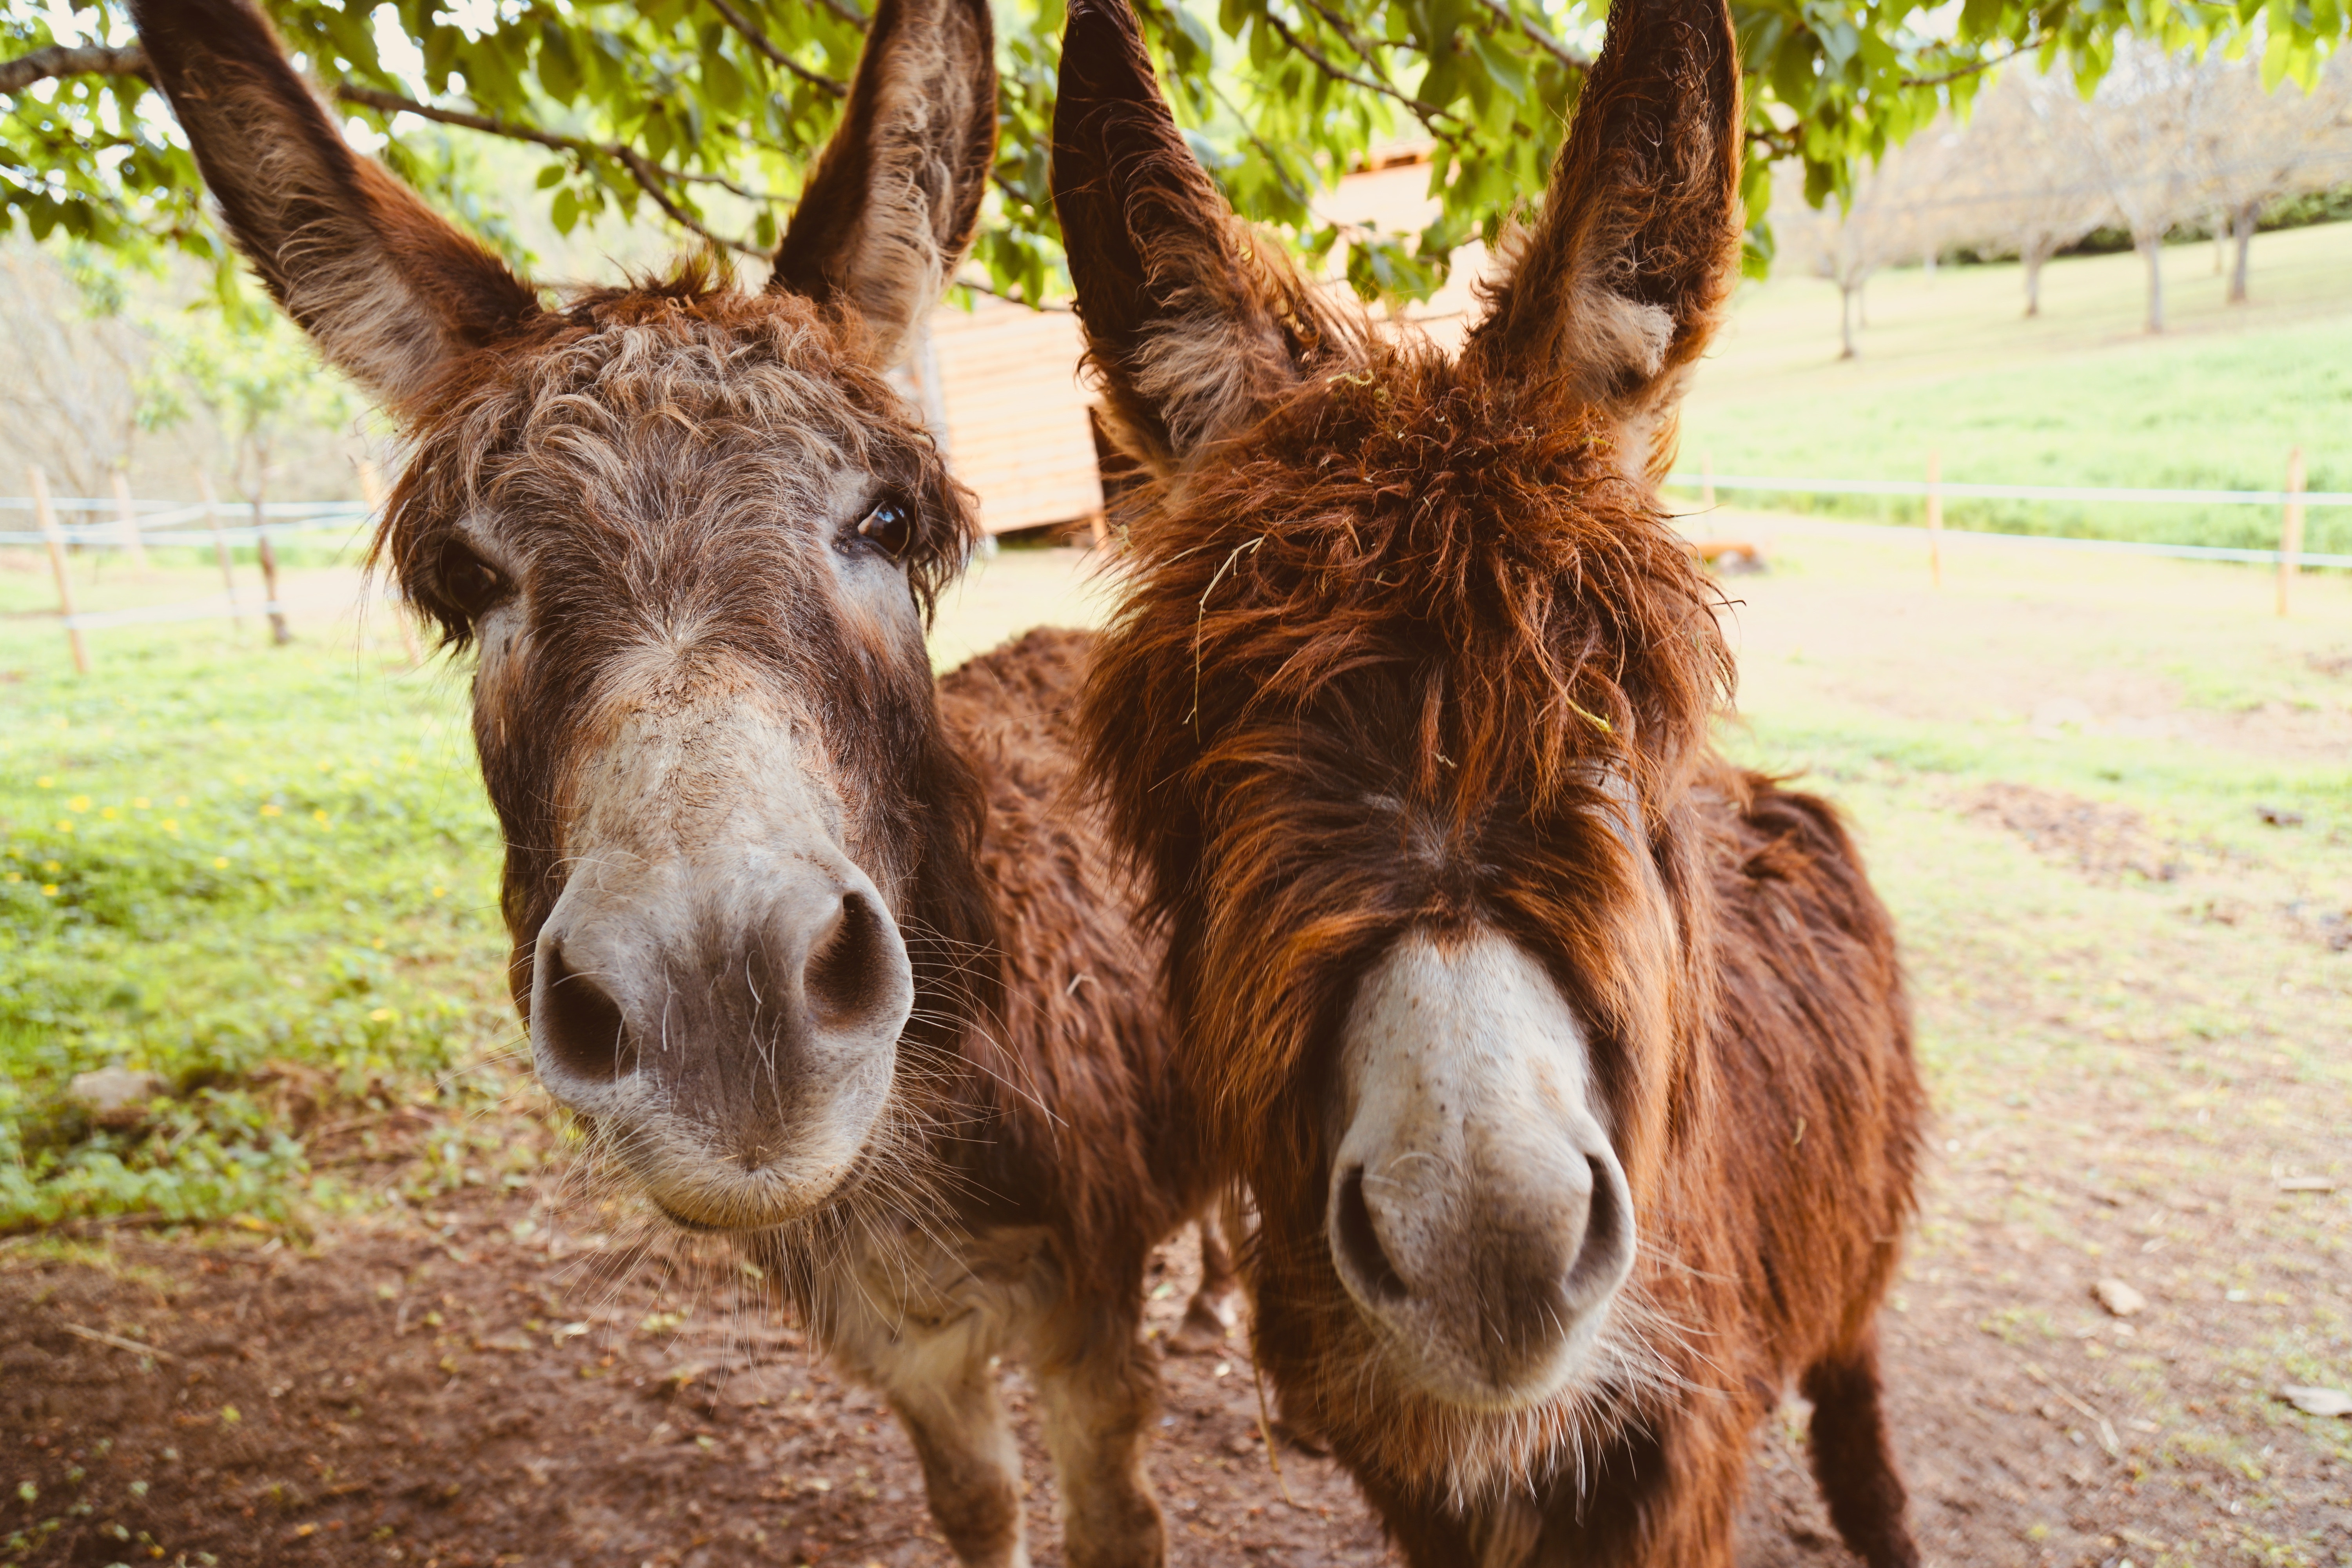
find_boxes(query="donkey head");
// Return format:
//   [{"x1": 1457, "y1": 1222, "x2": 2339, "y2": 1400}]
[
  {"x1": 1057, "y1": 0, "x2": 1739, "y2": 1464},
  {"x1": 134, "y1": 0, "x2": 999, "y2": 1232}
]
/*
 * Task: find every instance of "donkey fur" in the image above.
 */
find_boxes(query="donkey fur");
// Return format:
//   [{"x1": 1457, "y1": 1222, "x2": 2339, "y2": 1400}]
[{"x1": 1054, "y1": 0, "x2": 1927, "y2": 1561}]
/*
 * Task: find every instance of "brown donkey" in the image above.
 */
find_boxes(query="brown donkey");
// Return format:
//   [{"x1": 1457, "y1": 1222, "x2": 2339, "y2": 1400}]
[
  {"x1": 1053, "y1": 0, "x2": 1927, "y2": 1561},
  {"x1": 129, "y1": 0, "x2": 1223, "y2": 1560}
]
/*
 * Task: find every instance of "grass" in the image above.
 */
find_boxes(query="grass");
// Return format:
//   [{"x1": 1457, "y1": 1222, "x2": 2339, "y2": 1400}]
[
  {"x1": 1674, "y1": 221, "x2": 2352, "y2": 552},
  {"x1": 0, "y1": 563, "x2": 514, "y2": 1230}
]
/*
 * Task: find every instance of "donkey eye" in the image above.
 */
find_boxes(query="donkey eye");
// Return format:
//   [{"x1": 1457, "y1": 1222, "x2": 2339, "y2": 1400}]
[
  {"x1": 435, "y1": 537, "x2": 509, "y2": 620},
  {"x1": 856, "y1": 499, "x2": 914, "y2": 560}
]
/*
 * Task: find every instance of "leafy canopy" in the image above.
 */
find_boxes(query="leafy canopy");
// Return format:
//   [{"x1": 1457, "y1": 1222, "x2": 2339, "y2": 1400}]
[{"x1": 5, "y1": 0, "x2": 2345, "y2": 303}]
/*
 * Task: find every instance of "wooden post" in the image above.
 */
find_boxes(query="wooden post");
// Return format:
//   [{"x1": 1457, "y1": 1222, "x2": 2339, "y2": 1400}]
[
  {"x1": 1700, "y1": 451, "x2": 1716, "y2": 511},
  {"x1": 1925, "y1": 448, "x2": 1944, "y2": 589},
  {"x1": 109, "y1": 470, "x2": 151, "y2": 573},
  {"x1": 2277, "y1": 446, "x2": 2306, "y2": 619},
  {"x1": 29, "y1": 466, "x2": 91, "y2": 675},
  {"x1": 194, "y1": 470, "x2": 246, "y2": 632},
  {"x1": 251, "y1": 494, "x2": 292, "y2": 646}
]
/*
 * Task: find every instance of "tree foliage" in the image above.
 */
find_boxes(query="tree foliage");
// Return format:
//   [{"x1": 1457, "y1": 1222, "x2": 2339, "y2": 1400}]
[{"x1": 5, "y1": 0, "x2": 2347, "y2": 307}]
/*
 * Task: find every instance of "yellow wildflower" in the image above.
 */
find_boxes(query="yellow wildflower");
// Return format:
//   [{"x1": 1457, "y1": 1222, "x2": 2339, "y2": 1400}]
[
  {"x1": 132, "y1": 797, "x2": 151, "y2": 810},
  {"x1": 369, "y1": 1007, "x2": 396, "y2": 1023},
  {"x1": 67, "y1": 795, "x2": 91, "y2": 813},
  {"x1": 260, "y1": 804, "x2": 282, "y2": 818},
  {"x1": 35, "y1": 776, "x2": 53, "y2": 789},
  {"x1": 213, "y1": 857, "x2": 230, "y2": 869},
  {"x1": 40, "y1": 885, "x2": 58, "y2": 897}
]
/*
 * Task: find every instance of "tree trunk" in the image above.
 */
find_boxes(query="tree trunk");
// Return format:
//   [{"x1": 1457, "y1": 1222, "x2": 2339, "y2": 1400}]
[
  {"x1": 1839, "y1": 281, "x2": 1860, "y2": 359},
  {"x1": 2139, "y1": 238, "x2": 2165, "y2": 333},
  {"x1": 2229, "y1": 203, "x2": 2258, "y2": 304},
  {"x1": 2024, "y1": 244, "x2": 2047, "y2": 318}
]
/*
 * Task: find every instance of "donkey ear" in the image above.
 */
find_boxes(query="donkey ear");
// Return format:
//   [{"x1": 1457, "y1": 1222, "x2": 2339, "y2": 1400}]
[
  {"x1": 1050, "y1": 0, "x2": 1330, "y2": 470},
  {"x1": 129, "y1": 0, "x2": 541, "y2": 417},
  {"x1": 1464, "y1": 0, "x2": 1742, "y2": 426},
  {"x1": 769, "y1": 0, "x2": 996, "y2": 363}
]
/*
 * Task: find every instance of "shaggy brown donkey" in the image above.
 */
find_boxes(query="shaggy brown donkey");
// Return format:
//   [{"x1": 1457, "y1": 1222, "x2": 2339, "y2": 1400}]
[
  {"x1": 1053, "y1": 0, "x2": 1928, "y2": 1561},
  {"x1": 130, "y1": 0, "x2": 1223, "y2": 1559}
]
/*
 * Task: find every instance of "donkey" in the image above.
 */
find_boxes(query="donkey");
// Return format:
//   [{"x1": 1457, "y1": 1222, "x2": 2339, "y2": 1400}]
[
  {"x1": 131, "y1": 0, "x2": 1225, "y2": 1560},
  {"x1": 1052, "y1": 0, "x2": 1928, "y2": 1561}
]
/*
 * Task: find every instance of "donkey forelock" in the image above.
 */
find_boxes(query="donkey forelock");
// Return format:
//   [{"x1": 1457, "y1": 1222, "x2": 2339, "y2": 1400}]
[{"x1": 1082, "y1": 338, "x2": 1733, "y2": 1148}]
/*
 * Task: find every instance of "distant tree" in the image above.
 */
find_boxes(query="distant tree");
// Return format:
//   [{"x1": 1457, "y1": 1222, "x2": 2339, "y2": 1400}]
[
  {"x1": 141, "y1": 299, "x2": 358, "y2": 509},
  {"x1": 1773, "y1": 125, "x2": 1967, "y2": 359},
  {"x1": 2193, "y1": 53, "x2": 2352, "y2": 303},
  {"x1": 2078, "y1": 40, "x2": 2215, "y2": 332},
  {"x1": 1963, "y1": 69, "x2": 2116, "y2": 317},
  {"x1": 0, "y1": 241, "x2": 159, "y2": 494}
]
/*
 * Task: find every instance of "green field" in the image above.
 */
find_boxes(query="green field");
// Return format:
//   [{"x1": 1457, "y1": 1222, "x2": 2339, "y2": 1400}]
[{"x1": 1674, "y1": 221, "x2": 2352, "y2": 552}]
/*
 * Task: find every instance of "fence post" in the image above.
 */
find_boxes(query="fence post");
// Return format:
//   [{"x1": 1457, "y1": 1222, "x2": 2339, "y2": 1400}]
[
  {"x1": 1925, "y1": 449, "x2": 1944, "y2": 589},
  {"x1": 29, "y1": 466, "x2": 91, "y2": 675},
  {"x1": 2276, "y1": 447, "x2": 2306, "y2": 619},
  {"x1": 108, "y1": 470, "x2": 151, "y2": 573},
  {"x1": 1701, "y1": 451, "x2": 1716, "y2": 511},
  {"x1": 251, "y1": 493, "x2": 293, "y2": 646},
  {"x1": 194, "y1": 470, "x2": 247, "y2": 632}
]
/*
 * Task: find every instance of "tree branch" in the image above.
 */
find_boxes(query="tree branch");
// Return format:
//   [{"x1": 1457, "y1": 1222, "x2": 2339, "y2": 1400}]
[
  {"x1": 1470, "y1": 0, "x2": 1590, "y2": 73},
  {"x1": 1900, "y1": 37, "x2": 2044, "y2": 89},
  {"x1": 609, "y1": 143, "x2": 769, "y2": 256},
  {"x1": 1259, "y1": 9, "x2": 1460, "y2": 141},
  {"x1": 332, "y1": 84, "x2": 769, "y2": 258},
  {"x1": 702, "y1": 0, "x2": 849, "y2": 96},
  {"x1": 809, "y1": 0, "x2": 872, "y2": 31},
  {"x1": 2, "y1": 42, "x2": 149, "y2": 93}
]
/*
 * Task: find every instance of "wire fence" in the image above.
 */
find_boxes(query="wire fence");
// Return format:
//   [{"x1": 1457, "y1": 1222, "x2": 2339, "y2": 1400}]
[
  {"x1": 7, "y1": 463, "x2": 2341, "y2": 675},
  {"x1": 1662, "y1": 471, "x2": 2352, "y2": 570},
  {"x1": 0, "y1": 496, "x2": 373, "y2": 550}
]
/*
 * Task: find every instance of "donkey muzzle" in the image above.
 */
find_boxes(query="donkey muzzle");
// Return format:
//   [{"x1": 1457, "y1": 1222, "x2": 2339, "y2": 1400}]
[
  {"x1": 1327, "y1": 928, "x2": 1637, "y2": 1407},
  {"x1": 530, "y1": 848, "x2": 913, "y2": 1229}
]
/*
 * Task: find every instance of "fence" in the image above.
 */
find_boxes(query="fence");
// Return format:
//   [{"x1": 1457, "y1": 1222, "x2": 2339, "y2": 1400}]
[
  {"x1": 11, "y1": 454, "x2": 2343, "y2": 674},
  {"x1": 9, "y1": 465, "x2": 398, "y2": 674},
  {"x1": 1670, "y1": 445, "x2": 2346, "y2": 614}
]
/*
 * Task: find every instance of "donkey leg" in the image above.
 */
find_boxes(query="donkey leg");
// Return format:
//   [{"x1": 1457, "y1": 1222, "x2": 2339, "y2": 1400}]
[
  {"x1": 1801, "y1": 1328, "x2": 1920, "y2": 1568},
  {"x1": 1165, "y1": 1212, "x2": 1236, "y2": 1354},
  {"x1": 818, "y1": 1261, "x2": 1029, "y2": 1568},
  {"x1": 1032, "y1": 1309, "x2": 1167, "y2": 1568},
  {"x1": 873, "y1": 1347, "x2": 1029, "y2": 1568}
]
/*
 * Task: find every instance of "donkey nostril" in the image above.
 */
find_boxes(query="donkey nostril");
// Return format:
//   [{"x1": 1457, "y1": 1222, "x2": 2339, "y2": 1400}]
[
  {"x1": 1564, "y1": 1154, "x2": 1630, "y2": 1299},
  {"x1": 1333, "y1": 1165, "x2": 1408, "y2": 1304},
  {"x1": 539, "y1": 944, "x2": 635, "y2": 1083},
  {"x1": 803, "y1": 891, "x2": 891, "y2": 1029}
]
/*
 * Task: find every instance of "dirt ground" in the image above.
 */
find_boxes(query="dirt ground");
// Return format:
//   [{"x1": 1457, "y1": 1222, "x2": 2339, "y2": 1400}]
[{"x1": 7, "y1": 526, "x2": 2350, "y2": 1567}]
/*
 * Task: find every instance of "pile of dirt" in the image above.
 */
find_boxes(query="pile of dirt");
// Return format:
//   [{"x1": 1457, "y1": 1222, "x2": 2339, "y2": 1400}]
[{"x1": 1963, "y1": 783, "x2": 2183, "y2": 884}]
